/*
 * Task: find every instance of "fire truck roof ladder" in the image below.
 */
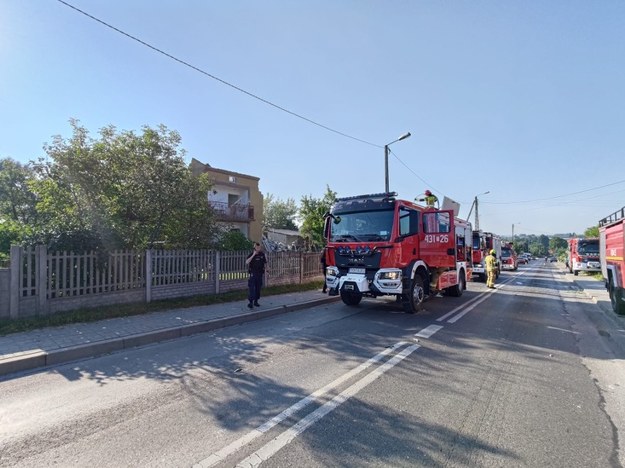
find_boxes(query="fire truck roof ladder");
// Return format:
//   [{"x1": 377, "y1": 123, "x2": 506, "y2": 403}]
[{"x1": 600, "y1": 206, "x2": 625, "y2": 227}]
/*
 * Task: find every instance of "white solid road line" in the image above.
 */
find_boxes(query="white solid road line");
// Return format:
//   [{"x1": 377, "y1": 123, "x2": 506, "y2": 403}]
[
  {"x1": 437, "y1": 270, "x2": 529, "y2": 323},
  {"x1": 446, "y1": 291, "x2": 494, "y2": 324},
  {"x1": 196, "y1": 270, "x2": 536, "y2": 467},
  {"x1": 235, "y1": 344, "x2": 420, "y2": 468},
  {"x1": 415, "y1": 324, "x2": 444, "y2": 338},
  {"x1": 437, "y1": 291, "x2": 490, "y2": 322},
  {"x1": 194, "y1": 341, "x2": 410, "y2": 468}
]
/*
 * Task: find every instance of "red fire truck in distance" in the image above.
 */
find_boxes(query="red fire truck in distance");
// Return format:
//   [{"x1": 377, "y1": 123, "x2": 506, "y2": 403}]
[
  {"x1": 567, "y1": 237, "x2": 601, "y2": 276},
  {"x1": 471, "y1": 231, "x2": 501, "y2": 281},
  {"x1": 324, "y1": 192, "x2": 472, "y2": 313},
  {"x1": 500, "y1": 243, "x2": 518, "y2": 271},
  {"x1": 599, "y1": 206, "x2": 625, "y2": 315}
]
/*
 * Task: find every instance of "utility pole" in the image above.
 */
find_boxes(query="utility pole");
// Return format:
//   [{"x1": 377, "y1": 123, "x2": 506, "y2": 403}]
[{"x1": 466, "y1": 191, "x2": 489, "y2": 230}]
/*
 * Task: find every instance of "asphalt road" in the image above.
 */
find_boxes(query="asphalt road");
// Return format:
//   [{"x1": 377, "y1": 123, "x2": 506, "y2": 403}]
[{"x1": 1, "y1": 261, "x2": 624, "y2": 467}]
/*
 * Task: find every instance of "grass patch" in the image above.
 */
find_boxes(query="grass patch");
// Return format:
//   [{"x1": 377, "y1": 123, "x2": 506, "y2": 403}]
[{"x1": 0, "y1": 280, "x2": 324, "y2": 337}]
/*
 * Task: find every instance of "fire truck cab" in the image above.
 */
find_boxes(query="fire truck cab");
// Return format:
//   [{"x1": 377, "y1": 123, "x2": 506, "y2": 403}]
[
  {"x1": 324, "y1": 192, "x2": 472, "y2": 313},
  {"x1": 471, "y1": 231, "x2": 501, "y2": 281},
  {"x1": 567, "y1": 237, "x2": 601, "y2": 276},
  {"x1": 599, "y1": 207, "x2": 625, "y2": 315}
]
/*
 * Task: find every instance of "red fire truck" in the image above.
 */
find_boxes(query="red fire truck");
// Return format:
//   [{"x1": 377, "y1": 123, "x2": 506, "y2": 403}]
[
  {"x1": 500, "y1": 243, "x2": 518, "y2": 271},
  {"x1": 567, "y1": 237, "x2": 601, "y2": 276},
  {"x1": 471, "y1": 231, "x2": 501, "y2": 281},
  {"x1": 599, "y1": 206, "x2": 625, "y2": 315},
  {"x1": 324, "y1": 192, "x2": 472, "y2": 313}
]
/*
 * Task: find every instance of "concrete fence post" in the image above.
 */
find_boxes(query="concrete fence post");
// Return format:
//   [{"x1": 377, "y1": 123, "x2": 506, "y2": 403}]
[
  {"x1": 145, "y1": 249, "x2": 152, "y2": 303},
  {"x1": 299, "y1": 252, "x2": 304, "y2": 284},
  {"x1": 215, "y1": 250, "x2": 220, "y2": 294},
  {"x1": 36, "y1": 245, "x2": 48, "y2": 315},
  {"x1": 9, "y1": 245, "x2": 21, "y2": 319}
]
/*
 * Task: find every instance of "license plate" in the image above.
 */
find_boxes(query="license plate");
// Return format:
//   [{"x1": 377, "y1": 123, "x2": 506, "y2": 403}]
[
  {"x1": 349, "y1": 268, "x2": 365, "y2": 274},
  {"x1": 344, "y1": 284, "x2": 354, "y2": 290}
]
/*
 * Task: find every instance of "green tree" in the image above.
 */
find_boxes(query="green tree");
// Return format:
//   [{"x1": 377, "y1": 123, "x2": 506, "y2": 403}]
[
  {"x1": 549, "y1": 236, "x2": 568, "y2": 252},
  {"x1": 0, "y1": 158, "x2": 38, "y2": 223},
  {"x1": 528, "y1": 242, "x2": 548, "y2": 257},
  {"x1": 30, "y1": 120, "x2": 217, "y2": 251},
  {"x1": 584, "y1": 225, "x2": 599, "y2": 237},
  {"x1": 513, "y1": 239, "x2": 528, "y2": 254},
  {"x1": 216, "y1": 230, "x2": 254, "y2": 251},
  {"x1": 263, "y1": 194, "x2": 298, "y2": 231},
  {"x1": 538, "y1": 234, "x2": 550, "y2": 252},
  {"x1": 299, "y1": 185, "x2": 337, "y2": 249},
  {"x1": 0, "y1": 158, "x2": 39, "y2": 255}
]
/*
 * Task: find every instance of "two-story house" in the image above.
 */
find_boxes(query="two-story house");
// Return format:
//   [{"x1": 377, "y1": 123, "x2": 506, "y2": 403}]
[{"x1": 189, "y1": 158, "x2": 263, "y2": 242}]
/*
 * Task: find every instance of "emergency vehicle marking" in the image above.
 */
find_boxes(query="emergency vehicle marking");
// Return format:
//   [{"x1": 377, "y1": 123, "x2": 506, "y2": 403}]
[{"x1": 424, "y1": 234, "x2": 449, "y2": 243}]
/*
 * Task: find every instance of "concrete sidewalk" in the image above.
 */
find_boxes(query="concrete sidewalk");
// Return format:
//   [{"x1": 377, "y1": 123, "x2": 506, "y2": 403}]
[{"x1": 0, "y1": 290, "x2": 340, "y2": 378}]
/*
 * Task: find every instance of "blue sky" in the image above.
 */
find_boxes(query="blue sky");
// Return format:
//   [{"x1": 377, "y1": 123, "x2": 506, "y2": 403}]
[{"x1": 1, "y1": 1, "x2": 624, "y2": 238}]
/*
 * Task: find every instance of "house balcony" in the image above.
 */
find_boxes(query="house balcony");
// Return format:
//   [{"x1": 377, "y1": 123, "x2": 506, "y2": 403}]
[{"x1": 210, "y1": 202, "x2": 255, "y2": 222}]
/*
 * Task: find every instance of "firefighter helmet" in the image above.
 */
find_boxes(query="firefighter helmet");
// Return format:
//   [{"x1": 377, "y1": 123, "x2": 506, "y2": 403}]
[{"x1": 490, "y1": 249, "x2": 496, "y2": 255}]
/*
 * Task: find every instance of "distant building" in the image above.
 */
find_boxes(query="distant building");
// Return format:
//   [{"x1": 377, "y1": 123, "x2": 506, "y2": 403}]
[
  {"x1": 190, "y1": 158, "x2": 263, "y2": 242},
  {"x1": 265, "y1": 228, "x2": 304, "y2": 251}
]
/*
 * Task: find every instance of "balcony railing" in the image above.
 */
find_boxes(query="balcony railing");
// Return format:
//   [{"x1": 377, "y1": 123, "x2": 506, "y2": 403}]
[{"x1": 210, "y1": 202, "x2": 255, "y2": 222}]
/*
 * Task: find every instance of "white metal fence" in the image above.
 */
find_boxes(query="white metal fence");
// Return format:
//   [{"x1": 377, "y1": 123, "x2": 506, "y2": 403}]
[{"x1": 1, "y1": 246, "x2": 323, "y2": 320}]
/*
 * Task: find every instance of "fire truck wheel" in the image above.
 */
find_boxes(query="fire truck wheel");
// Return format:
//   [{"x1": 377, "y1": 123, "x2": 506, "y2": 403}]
[
  {"x1": 402, "y1": 274, "x2": 426, "y2": 314},
  {"x1": 446, "y1": 272, "x2": 465, "y2": 297},
  {"x1": 340, "y1": 291, "x2": 362, "y2": 306},
  {"x1": 609, "y1": 285, "x2": 625, "y2": 315}
]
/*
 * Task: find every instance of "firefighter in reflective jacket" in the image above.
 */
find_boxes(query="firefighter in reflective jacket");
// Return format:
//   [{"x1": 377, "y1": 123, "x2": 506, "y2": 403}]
[
  {"x1": 485, "y1": 249, "x2": 497, "y2": 289},
  {"x1": 417, "y1": 190, "x2": 439, "y2": 208}
]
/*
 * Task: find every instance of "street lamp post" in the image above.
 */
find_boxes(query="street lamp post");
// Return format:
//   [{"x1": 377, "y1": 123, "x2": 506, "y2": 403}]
[
  {"x1": 466, "y1": 191, "x2": 490, "y2": 230},
  {"x1": 384, "y1": 132, "x2": 411, "y2": 193},
  {"x1": 512, "y1": 222, "x2": 521, "y2": 244}
]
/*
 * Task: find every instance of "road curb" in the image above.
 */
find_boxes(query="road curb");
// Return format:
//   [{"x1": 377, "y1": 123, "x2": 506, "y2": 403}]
[{"x1": 0, "y1": 296, "x2": 341, "y2": 378}]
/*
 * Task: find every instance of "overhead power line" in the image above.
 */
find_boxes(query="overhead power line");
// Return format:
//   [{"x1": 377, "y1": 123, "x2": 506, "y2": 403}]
[
  {"x1": 482, "y1": 178, "x2": 625, "y2": 205},
  {"x1": 389, "y1": 149, "x2": 443, "y2": 196},
  {"x1": 56, "y1": 0, "x2": 381, "y2": 149}
]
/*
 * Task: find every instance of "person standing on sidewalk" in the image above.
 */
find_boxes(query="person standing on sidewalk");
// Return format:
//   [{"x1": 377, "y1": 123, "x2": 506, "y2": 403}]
[
  {"x1": 320, "y1": 247, "x2": 328, "y2": 293},
  {"x1": 485, "y1": 249, "x2": 497, "y2": 289},
  {"x1": 245, "y1": 242, "x2": 267, "y2": 308}
]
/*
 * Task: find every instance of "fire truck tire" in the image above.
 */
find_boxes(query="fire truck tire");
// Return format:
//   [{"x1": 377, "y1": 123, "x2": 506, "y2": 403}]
[
  {"x1": 402, "y1": 274, "x2": 426, "y2": 314},
  {"x1": 609, "y1": 284, "x2": 625, "y2": 315},
  {"x1": 446, "y1": 272, "x2": 465, "y2": 297},
  {"x1": 340, "y1": 291, "x2": 362, "y2": 306}
]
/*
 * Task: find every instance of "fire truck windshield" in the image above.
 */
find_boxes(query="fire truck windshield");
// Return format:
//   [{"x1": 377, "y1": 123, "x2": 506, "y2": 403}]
[
  {"x1": 578, "y1": 241, "x2": 599, "y2": 255},
  {"x1": 330, "y1": 210, "x2": 394, "y2": 242}
]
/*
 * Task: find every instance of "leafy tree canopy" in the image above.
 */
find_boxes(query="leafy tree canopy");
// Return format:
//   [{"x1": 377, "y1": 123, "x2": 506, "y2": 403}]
[
  {"x1": 549, "y1": 236, "x2": 568, "y2": 251},
  {"x1": 216, "y1": 229, "x2": 254, "y2": 251},
  {"x1": 584, "y1": 225, "x2": 599, "y2": 237},
  {"x1": 263, "y1": 194, "x2": 298, "y2": 231},
  {"x1": 29, "y1": 120, "x2": 217, "y2": 251},
  {"x1": 299, "y1": 185, "x2": 337, "y2": 249}
]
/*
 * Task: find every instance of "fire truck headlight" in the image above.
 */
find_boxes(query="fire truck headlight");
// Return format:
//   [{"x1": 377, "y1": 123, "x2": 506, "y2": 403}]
[
  {"x1": 378, "y1": 270, "x2": 401, "y2": 280},
  {"x1": 326, "y1": 266, "x2": 339, "y2": 278}
]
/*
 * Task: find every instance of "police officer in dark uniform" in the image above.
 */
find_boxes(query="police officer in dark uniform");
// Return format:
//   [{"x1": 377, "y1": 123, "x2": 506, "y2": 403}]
[{"x1": 245, "y1": 242, "x2": 267, "y2": 308}]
